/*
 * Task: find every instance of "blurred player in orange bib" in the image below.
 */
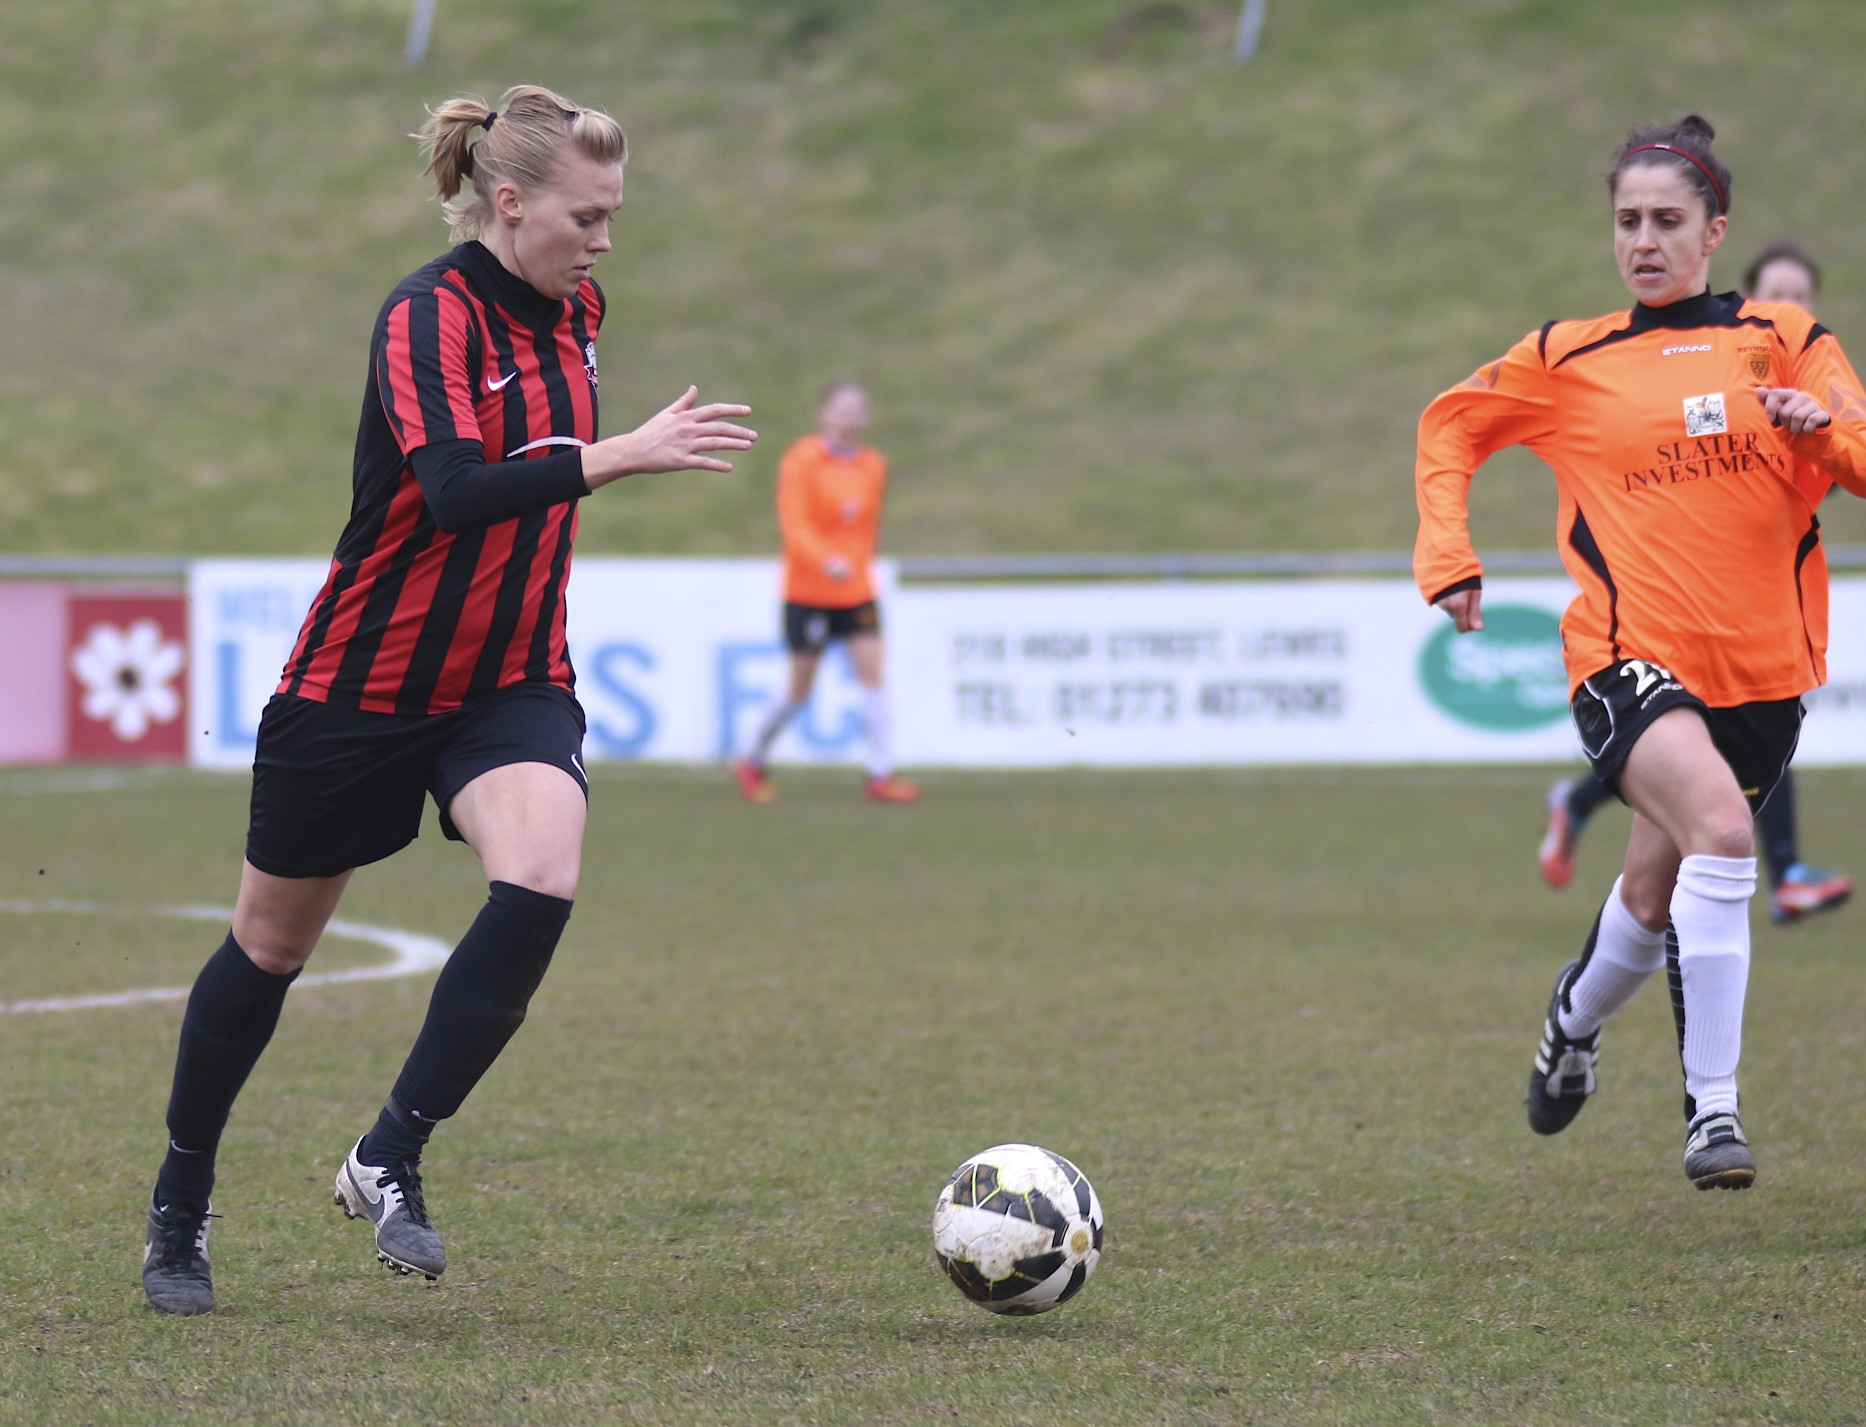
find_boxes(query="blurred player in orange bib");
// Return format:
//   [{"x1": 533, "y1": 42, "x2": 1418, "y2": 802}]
[
  {"x1": 1415, "y1": 116, "x2": 1866, "y2": 1190},
  {"x1": 733, "y1": 382, "x2": 920, "y2": 804}
]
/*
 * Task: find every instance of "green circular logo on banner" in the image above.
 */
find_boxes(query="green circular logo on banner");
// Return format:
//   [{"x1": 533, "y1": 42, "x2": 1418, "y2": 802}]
[{"x1": 1418, "y1": 603, "x2": 1568, "y2": 731}]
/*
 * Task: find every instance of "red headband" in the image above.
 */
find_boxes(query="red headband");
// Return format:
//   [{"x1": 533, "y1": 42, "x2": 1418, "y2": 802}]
[{"x1": 1622, "y1": 142, "x2": 1727, "y2": 215}]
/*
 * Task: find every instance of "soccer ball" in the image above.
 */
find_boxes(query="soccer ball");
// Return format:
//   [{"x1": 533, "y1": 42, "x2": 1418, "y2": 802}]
[{"x1": 931, "y1": 1143, "x2": 1104, "y2": 1315}]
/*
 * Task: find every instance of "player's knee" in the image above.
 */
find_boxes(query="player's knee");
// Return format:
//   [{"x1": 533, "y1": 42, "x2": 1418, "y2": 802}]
[
  {"x1": 1619, "y1": 875, "x2": 1673, "y2": 932},
  {"x1": 232, "y1": 925, "x2": 318, "y2": 975},
  {"x1": 499, "y1": 865, "x2": 579, "y2": 901},
  {"x1": 483, "y1": 881, "x2": 574, "y2": 1014},
  {"x1": 1696, "y1": 814, "x2": 1755, "y2": 862},
  {"x1": 1684, "y1": 791, "x2": 1755, "y2": 861},
  {"x1": 488, "y1": 880, "x2": 574, "y2": 925}
]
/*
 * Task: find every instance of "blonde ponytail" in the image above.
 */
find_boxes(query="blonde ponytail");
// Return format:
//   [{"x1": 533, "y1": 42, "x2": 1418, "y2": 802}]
[{"x1": 416, "y1": 84, "x2": 627, "y2": 241}]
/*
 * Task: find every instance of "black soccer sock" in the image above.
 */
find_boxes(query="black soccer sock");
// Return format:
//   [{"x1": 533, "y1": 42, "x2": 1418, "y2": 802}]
[
  {"x1": 157, "y1": 932, "x2": 299, "y2": 1208},
  {"x1": 359, "y1": 881, "x2": 572, "y2": 1166},
  {"x1": 1566, "y1": 771, "x2": 1615, "y2": 827},
  {"x1": 360, "y1": 1095, "x2": 437, "y2": 1170},
  {"x1": 1663, "y1": 922, "x2": 1696, "y2": 1123},
  {"x1": 1755, "y1": 770, "x2": 1798, "y2": 891}
]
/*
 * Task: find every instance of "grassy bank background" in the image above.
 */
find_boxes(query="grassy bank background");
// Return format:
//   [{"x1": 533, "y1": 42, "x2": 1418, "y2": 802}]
[{"x1": 7, "y1": 0, "x2": 1866, "y2": 559}]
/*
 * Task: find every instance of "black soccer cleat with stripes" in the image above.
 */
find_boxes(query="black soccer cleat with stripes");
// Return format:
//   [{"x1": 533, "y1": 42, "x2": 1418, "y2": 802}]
[
  {"x1": 1684, "y1": 1111, "x2": 1756, "y2": 1191},
  {"x1": 1527, "y1": 958, "x2": 1601, "y2": 1136}
]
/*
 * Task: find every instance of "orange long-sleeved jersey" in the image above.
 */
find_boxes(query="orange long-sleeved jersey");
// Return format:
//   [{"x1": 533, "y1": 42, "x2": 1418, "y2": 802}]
[
  {"x1": 778, "y1": 434, "x2": 887, "y2": 608},
  {"x1": 1416, "y1": 291, "x2": 1866, "y2": 706}
]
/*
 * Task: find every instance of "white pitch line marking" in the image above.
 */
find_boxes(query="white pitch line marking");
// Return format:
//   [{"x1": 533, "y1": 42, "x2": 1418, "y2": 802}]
[
  {"x1": 0, "y1": 900, "x2": 451, "y2": 1013},
  {"x1": 0, "y1": 769, "x2": 170, "y2": 794}
]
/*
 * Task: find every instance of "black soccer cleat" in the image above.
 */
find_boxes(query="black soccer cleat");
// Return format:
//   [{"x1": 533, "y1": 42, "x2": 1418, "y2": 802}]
[
  {"x1": 1526, "y1": 958, "x2": 1601, "y2": 1135},
  {"x1": 335, "y1": 1138, "x2": 447, "y2": 1279},
  {"x1": 142, "y1": 1193, "x2": 216, "y2": 1315},
  {"x1": 1684, "y1": 1112, "x2": 1757, "y2": 1191}
]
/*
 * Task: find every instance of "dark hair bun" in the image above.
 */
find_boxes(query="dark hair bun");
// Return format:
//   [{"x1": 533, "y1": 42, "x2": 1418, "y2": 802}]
[{"x1": 1676, "y1": 113, "x2": 1716, "y2": 142}]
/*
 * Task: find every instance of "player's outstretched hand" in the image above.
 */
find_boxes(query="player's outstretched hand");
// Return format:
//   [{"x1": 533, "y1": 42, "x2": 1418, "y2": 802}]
[
  {"x1": 583, "y1": 386, "x2": 756, "y2": 488},
  {"x1": 1436, "y1": 587, "x2": 1483, "y2": 634},
  {"x1": 1756, "y1": 386, "x2": 1832, "y2": 434}
]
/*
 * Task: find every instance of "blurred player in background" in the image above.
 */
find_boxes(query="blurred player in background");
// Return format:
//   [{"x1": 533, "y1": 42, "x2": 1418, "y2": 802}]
[
  {"x1": 733, "y1": 381, "x2": 921, "y2": 804},
  {"x1": 1416, "y1": 116, "x2": 1866, "y2": 1190},
  {"x1": 139, "y1": 84, "x2": 756, "y2": 1315},
  {"x1": 1538, "y1": 239, "x2": 1853, "y2": 924}
]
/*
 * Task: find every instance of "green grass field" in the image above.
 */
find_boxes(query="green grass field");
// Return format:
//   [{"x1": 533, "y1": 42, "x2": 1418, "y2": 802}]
[
  {"x1": 11, "y1": 0, "x2": 1866, "y2": 560},
  {"x1": 4, "y1": 763, "x2": 1865, "y2": 1425},
  {"x1": 13, "y1": 6, "x2": 1866, "y2": 1422}
]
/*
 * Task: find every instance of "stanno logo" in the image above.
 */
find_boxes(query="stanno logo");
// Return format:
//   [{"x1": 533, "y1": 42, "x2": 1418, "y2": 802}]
[
  {"x1": 1683, "y1": 392, "x2": 1727, "y2": 437},
  {"x1": 1662, "y1": 344, "x2": 1713, "y2": 356}
]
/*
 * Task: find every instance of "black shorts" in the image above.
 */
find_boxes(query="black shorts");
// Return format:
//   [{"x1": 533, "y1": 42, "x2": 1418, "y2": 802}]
[
  {"x1": 1571, "y1": 659, "x2": 1803, "y2": 813},
  {"x1": 783, "y1": 600, "x2": 880, "y2": 653},
  {"x1": 245, "y1": 683, "x2": 588, "y2": 879}
]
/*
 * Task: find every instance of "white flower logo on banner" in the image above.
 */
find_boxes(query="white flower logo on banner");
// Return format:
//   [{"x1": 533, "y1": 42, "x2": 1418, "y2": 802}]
[{"x1": 71, "y1": 619, "x2": 185, "y2": 742}]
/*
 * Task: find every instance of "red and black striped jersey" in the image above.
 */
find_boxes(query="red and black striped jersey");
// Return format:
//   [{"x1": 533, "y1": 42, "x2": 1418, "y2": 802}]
[{"x1": 279, "y1": 241, "x2": 603, "y2": 714}]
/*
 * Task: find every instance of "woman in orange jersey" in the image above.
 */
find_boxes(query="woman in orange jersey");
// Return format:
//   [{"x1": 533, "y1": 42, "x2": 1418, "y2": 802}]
[
  {"x1": 733, "y1": 381, "x2": 921, "y2": 803},
  {"x1": 1415, "y1": 115, "x2": 1866, "y2": 1191},
  {"x1": 1537, "y1": 239, "x2": 1854, "y2": 924}
]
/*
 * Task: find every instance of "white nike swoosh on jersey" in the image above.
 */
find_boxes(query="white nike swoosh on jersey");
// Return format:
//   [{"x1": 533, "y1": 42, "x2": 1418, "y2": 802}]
[
  {"x1": 487, "y1": 370, "x2": 519, "y2": 391},
  {"x1": 504, "y1": 436, "x2": 590, "y2": 458}
]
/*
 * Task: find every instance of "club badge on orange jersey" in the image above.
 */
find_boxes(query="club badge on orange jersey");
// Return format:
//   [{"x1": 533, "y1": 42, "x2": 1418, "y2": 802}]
[
  {"x1": 583, "y1": 340, "x2": 599, "y2": 390},
  {"x1": 1683, "y1": 392, "x2": 1728, "y2": 437},
  {"x1": 1740, "y1": 345, "x2": 1772, "y2": 382}
]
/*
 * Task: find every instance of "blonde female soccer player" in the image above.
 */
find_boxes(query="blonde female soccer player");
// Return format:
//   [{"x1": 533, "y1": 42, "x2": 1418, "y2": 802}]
[
  {"x1": 1416, "y1": 116, "x2": 1866, "y2": 1190},
  {"x1": 140, "y1": 85, "x2": 755, "y2": 1314}
]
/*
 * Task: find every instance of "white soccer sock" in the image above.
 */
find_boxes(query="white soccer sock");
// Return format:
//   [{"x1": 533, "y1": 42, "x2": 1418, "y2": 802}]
[
  {"x1": 1558, "y1": 875, "x2": 1668, "y2": 1039},
  {"x1": 748, "y1": 699, "x2": 801, "y2": 767},
  {"x1": 1670, "y1": 853, "x2": 1758, "y2": 1120},
  {"x1": 862, "y1": 687, "x2": 892, "y2": 779}
]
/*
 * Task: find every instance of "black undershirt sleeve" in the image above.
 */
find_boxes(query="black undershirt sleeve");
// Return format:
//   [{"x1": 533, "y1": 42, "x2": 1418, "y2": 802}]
[
  {"x1": 1428, "y1": 575, "x2": 1483, "y2": 606},
  {"x1": 410, "y1": 439, "x2": 590, "y2": 533}
]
